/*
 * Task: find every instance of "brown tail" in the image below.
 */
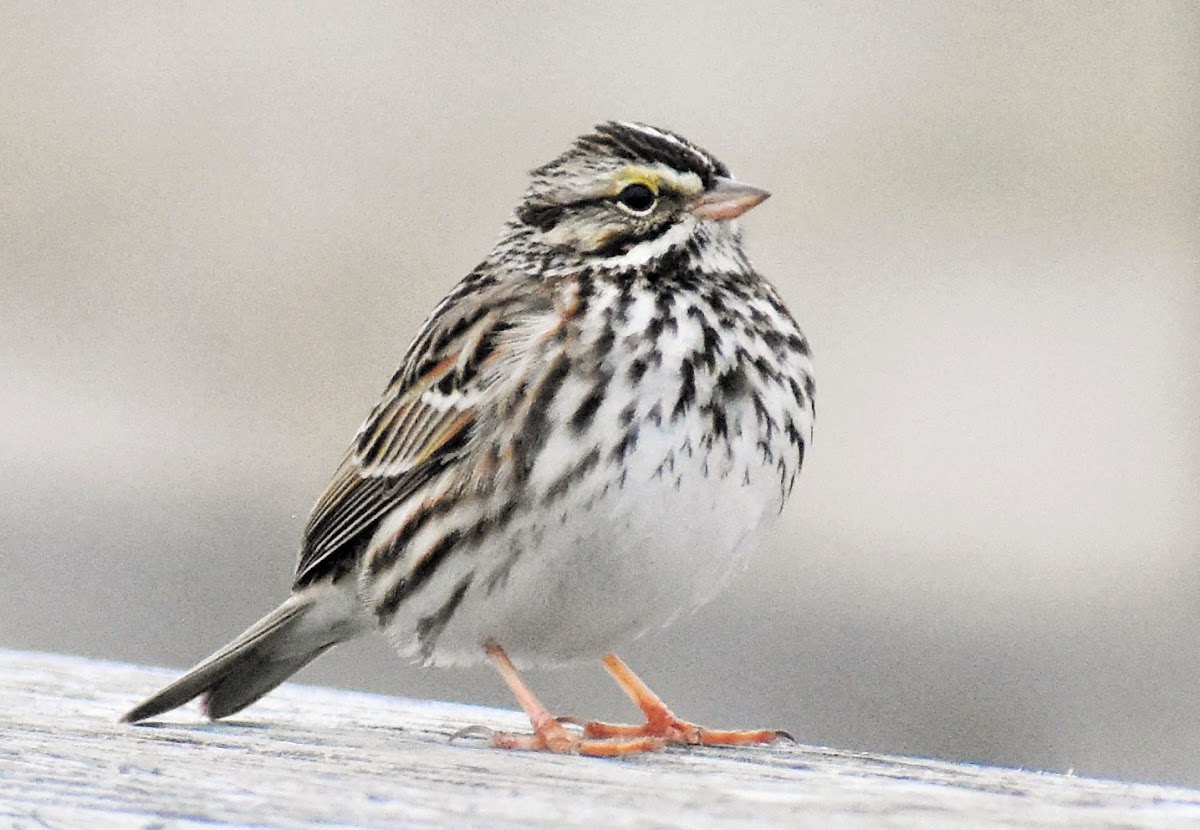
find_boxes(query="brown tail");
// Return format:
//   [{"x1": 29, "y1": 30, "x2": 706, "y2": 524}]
[{"x1": 121, "y1": 586, "x2": 365, "y2": 723}]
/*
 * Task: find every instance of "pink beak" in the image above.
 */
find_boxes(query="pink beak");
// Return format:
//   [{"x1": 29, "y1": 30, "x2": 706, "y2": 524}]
[{"x1": 689, "y1": 177, "x2": 771, "y2": 221}]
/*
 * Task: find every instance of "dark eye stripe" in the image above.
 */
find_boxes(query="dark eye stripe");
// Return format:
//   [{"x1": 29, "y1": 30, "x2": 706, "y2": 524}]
[{"x1": 516, "y1": 202, "x2": 566, "y2": 231}]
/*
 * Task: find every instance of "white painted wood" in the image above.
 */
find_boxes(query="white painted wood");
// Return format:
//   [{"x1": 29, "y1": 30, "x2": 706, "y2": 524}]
[{"x1": 2, "y1": 649, "x2": 1198, "y2": 829}]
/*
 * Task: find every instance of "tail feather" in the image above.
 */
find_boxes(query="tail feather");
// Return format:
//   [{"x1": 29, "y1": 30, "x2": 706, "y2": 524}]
[
  {"x1": 122, "y1": 587, "x2": 364, "y2": 723},
  {"x1": 199, "y1": 640, "x2": 334, "y2": 720}
]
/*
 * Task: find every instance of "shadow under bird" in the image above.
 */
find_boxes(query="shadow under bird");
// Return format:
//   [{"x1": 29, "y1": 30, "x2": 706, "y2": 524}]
[{"x1": 123, "y1": 121, "x2": 816, "y2": 755}]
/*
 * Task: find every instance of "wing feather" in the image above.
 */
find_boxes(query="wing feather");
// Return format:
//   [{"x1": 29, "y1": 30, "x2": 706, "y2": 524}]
[{"x1": 292, "y1": 278, "x2": 537, "y2": 587}]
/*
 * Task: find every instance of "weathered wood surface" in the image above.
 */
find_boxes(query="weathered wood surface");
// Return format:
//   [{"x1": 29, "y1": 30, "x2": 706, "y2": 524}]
[{"x1": 2, "y1": 650, "x2": 1198, "y2": 829}]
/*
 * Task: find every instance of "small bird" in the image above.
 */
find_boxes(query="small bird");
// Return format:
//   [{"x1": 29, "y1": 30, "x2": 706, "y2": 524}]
[{"x1": 123, "y1": 121, "x2": 816, "y2": 756}]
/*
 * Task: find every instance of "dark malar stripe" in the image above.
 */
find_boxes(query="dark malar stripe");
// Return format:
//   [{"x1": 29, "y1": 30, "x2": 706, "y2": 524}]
[{"x1": 590, "y1": 218, "x2": 676, "y2": 259}]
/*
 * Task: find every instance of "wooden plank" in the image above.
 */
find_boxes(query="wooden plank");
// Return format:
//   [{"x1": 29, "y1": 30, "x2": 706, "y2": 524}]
[{"x1": 2, "y1": 649, "x2": 1198, "y2": 829}]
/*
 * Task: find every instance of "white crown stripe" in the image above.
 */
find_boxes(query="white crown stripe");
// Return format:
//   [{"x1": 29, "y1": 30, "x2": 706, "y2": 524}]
[{"x1": 616, "y1": 121, "x2": 715, "y2": 176}]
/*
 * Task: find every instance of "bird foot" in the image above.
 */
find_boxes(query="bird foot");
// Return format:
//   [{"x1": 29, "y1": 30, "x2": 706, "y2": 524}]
[
  {"x1": 453, "y1": 719, "x2": 665, "y2": 756},
  {"x1": 579, "y1": 714, "x2": 791, "y2": 747},
  {"x1": 493, "y1": 724, "x2": 667, "y2": 756},
  {"x1": 585, "y1": 653, "x2": 793, "y2": 747},
  {"x1": 478, "y1": 642, "x2": 667, "y2": 756},
  {"x1": 479, "y1": 644, "x2": 787, "y2": 756}
]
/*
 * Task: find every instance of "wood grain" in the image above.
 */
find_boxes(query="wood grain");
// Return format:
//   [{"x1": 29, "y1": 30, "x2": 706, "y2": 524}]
[{"x1": 2, "y1": 649, "x2": 1197, "y2": 829}]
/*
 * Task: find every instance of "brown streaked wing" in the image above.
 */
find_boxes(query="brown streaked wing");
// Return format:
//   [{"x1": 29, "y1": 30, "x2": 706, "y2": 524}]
[
  {"x1": 355, "y1": 325, "x2": 491, "y2": 478},
  {"x1": 294, "y1": 452, "x2": 442, "y2": 587},
  {"x1": 291, "y1": 303, "x2": 513, "y2": 588}
]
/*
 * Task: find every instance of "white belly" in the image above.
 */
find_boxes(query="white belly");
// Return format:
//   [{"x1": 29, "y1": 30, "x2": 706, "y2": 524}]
[
  {"x1": 367, "y1": 273, "x2": 812, "y2": 668},
  {"x1": 376, "y1": 407, "x2": 791, "y2": 669},
  {"x1": 501, "y1": 436, "x2": 779, "y2": 662}
]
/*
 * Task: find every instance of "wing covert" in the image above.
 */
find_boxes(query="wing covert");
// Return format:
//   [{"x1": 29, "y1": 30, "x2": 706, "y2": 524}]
[{"x1": 292, "y1": 300, "x2": 513, "y2": 587}]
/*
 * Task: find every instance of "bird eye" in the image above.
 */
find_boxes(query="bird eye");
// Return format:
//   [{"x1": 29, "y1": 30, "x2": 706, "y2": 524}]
[{"x1": 615, "y1": 183, "x2": 657, "y2": 214}]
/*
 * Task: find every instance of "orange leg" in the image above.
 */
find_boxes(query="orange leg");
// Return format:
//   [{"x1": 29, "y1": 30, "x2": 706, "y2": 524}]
[
  {"x1": 581, "y1": 653, "x2": 790, "y2": 747},
  {"x1": 481, "y1": 642, "x2": 666, "y2": 757}
]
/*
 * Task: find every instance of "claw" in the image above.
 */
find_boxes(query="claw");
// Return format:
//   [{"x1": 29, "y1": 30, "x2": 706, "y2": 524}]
[
  {"x1": 584, "y1": 654, "x2": 793, "y2": 749},
  {"x1": 482, "y1": 641, "x2": 669, "y2": 757},
  {"x1": 476, "y1": 643, "x2": 775, "y2": 757},
  {"x1": 449, "y1": 724, "x2": 495, "y2": 743}
]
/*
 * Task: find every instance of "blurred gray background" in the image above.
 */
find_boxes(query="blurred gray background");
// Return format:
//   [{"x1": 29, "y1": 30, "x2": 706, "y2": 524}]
[{"x1": 3, "y1": 2, "x2": 1198, "y2": 788}]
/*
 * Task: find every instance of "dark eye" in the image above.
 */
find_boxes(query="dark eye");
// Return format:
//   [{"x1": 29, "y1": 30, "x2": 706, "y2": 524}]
[{"x1": 615, "y1": 183, "x2": 657, "y2": 214}]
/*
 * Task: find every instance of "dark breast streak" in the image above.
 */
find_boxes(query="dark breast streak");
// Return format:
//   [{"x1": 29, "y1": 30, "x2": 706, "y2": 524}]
[
  {"x1": 538, "y1": 252, "x2": 814, "y2": 510},
  {"x1": 362, "y1": 249, "x2": 814, "y2": 649}
]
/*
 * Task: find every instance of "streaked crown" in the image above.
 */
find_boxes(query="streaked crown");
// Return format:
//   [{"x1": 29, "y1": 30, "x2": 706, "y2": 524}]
[
  {"x1": 535, "y1": 121, "x2": 729, "y2": 188},
  {"x1": 512, "y1": 122, "x2": 756, "y2": 261}
]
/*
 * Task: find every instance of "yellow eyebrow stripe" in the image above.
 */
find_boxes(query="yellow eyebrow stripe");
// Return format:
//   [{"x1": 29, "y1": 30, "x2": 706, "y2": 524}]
[{"x1": 612, "y1": 164, "x2": 704, "y2": 198}]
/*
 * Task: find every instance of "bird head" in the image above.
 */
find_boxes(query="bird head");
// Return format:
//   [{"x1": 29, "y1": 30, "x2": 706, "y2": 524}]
[{"x1": 513, "y1": 122, "x2": 769, "y2": 264}]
